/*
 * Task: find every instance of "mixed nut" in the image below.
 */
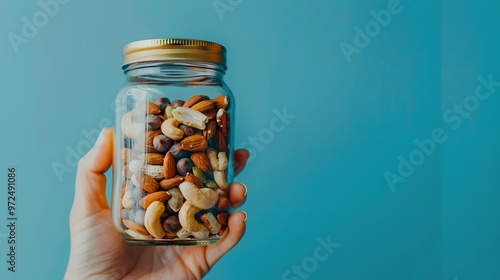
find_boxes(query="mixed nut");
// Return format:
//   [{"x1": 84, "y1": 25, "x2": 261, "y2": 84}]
[{"x1": 119, "y1": 95, "x2": 230, "y2": 241}]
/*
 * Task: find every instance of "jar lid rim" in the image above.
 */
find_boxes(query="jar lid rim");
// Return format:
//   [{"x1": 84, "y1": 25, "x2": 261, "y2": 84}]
[{"x1": 122, "y1": 38, "x2": 227, "y2": 68}]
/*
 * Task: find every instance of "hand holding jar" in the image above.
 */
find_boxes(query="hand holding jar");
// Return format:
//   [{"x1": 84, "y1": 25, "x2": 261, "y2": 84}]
[
  {"x1": 65, "y1": 39, "x2": 250, "y2": 280},
  {"x1": 65, "y1": 128, "x2": 248, "y2": 279}
]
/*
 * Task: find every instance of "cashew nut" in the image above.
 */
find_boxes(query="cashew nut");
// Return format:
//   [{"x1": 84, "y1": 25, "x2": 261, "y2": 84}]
[
  {"x1": 179, "y1": 181, "x2": 218, "y2": 209},
  {"x1": 121, "y1": 110, "x2": 146, "y2": 139},
  {"x1": 208, "y1": 150, "x2": 227, "y2": 190},
  {"x1": 144, "y1": 201, "x2": 166, "y2": 238},
  {"x1": 207, "y1": 148, "x2": 219, "y2": 170},
  {"x1": 213, "y1": 171, "x2": 227, "y2": 190},
  {"x1": 166, "y1": 187, "x2": 184, "y2": 212},
  {"x1": 178, "y1": 201, "x2": 208, "y2": 233},
  {"x1": 172, "y1": 107, "x2": 209, "y2": 130},
  {"x1": 207, "y1": 149, "x2": 228, "y2": 172},
  {"x1": 121, "y1": 191, "x2": 135, "y2": 209},
  {"x1": 165, "y1": 104, "x2": 175, "y2": 118},
  {"x1": 121, "y1": 110, "x2": 135, "y2": 138},
  {"x1": 161, "y1": 118, "x2": 184, "y2": 140},
  {"x1": 217, "y1": 152, "x2": 228, "y2": 171}
]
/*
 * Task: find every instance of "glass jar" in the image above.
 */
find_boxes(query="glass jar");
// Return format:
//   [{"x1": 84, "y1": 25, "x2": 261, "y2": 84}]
[{"x1": 111, "y1": 39, "x2": 234, "y2": 245}]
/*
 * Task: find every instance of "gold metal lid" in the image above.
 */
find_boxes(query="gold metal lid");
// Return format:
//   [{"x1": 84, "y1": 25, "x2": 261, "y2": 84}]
[{"x1": 122, "y1": 38, "x2": 226, "y2": 68}]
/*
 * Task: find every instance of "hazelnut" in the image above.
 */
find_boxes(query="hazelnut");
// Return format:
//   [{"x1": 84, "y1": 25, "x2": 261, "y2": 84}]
[
  {"x1": 176, "y1": 158, "x2": 193, "y2": 176},
  {"x1": 162, "y1": 216, "x2": 182, "y2": 234},
  {"x1": 171, "y1": 100, "x2": 185, "y2": 108},
  {"x1": 169, "y1": 143, "x2": 191, "y2": 160},
  {"x1": 146, "y1": 115, "x2": 162, "y2": 130},
  {"x1": 153, "y1": 134, "x2": 174, "y2": 153},
  {"x1": 153, "y1": 97, "x2": 170, "y2": 114},
  {"x1": 178, "y1": 124, "x2": 195, "y2": 137}
]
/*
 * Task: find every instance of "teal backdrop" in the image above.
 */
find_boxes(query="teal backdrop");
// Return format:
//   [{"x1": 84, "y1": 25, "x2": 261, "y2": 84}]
[{"x1": 1, "y1": 0, "x2": 499, "y2": 279}]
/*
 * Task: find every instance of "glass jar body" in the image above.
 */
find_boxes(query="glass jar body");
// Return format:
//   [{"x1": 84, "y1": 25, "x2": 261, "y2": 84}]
[{"x1": 112, "y1": 62, "x2": 233, "y2": 245}]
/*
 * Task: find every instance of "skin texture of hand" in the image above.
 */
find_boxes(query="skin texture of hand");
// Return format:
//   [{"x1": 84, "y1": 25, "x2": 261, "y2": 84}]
[{"x1": 65, "y1": 128, "x2": 249, "y2": 280}]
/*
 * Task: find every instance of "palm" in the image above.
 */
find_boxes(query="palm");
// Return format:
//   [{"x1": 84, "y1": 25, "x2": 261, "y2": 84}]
[
  {"x1": 70, "y1": 207, "x2": 238, "y2": 280},
  {"x1": 126, "y1": 242, "x2": 211, "y2": 280}
]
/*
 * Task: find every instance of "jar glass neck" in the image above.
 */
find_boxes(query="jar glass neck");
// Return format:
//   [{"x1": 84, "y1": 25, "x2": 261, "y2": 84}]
[{"x1": 123, "y1": 61, "x2": 226, "y2": 84}]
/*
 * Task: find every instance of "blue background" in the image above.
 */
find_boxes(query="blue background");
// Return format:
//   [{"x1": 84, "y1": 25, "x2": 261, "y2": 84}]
[{"x1": 1, "y1": 0, "x2": 499, "y2": 279}]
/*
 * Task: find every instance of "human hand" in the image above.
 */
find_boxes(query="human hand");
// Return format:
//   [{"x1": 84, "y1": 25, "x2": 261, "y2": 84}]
[{"x1": 65, "y1": 128, "x2": 249, "y2": 280}]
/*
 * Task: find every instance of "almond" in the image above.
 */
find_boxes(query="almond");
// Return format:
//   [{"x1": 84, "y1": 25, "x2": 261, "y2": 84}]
[
  {"x1": 204, "y1": 119, "x2": 217, "y2": 140},
  {"x1": 135, "y1": 101, "x2": 162, "y2": 115},
  {"x1": 200, "y1": 212, "x2": 222, "y2": 235},
  {"x1": 163, "y1": 152, "x2": 176, "y2": 179},
  {"x1": 180, "y1": 135, "x2": 207, "y2": 152},
  {"x1": 191, "y1": 100, "x2": 214, "y2": 114},
  {"x1": 217, "y1": 225, "x2": 227, "y2": 236},
  {"x1": 217, "y1": 213, "x2": 229, "y2": 226},
  {"x1": 122, "y1": 219, "x2": 150, "y2": 236},
  {"x1": 132, "y1": 173, "x2": 159, "y2": 193},
  {"x1": 144, "y1": 145, "x2": 160, "y2": 153},
  {"x1": 205, "y1": 108, "x2": 216, "y2": 119},
  {"x1": 217, "y1": 196, "x2": 230, "y2": 212},
  {"x1": 216, "y1": 109, "x2": 228, "y2": 137},
  {"x1": 216, "y1": 131, "x2": 227, "y2": 153},
  {"x1": 145, "y1": 102, "x2": 161, "y2": 114},
  {"x1": 190, "y1": 152, "x2": 212, "y2": 173},
  {"x1": 140, "y1": 153, "x2": 164, "y2": 165},
  {"x1": 213, "y1": 95, "x2": 229, "y2": 110},
  {"x1": 146, "y1": 130, "x2": 162, "y2": 146},
  {"x1": 183, "y1": 95, "x2": 210, "y2": 108},
  {"x1": 159, "y1": 176, "x2": 185, "y2": 189},
  {"x1": 139, "y1": 191, "x2": 171, "y2": 209},
  {"x1": 185, "y1": 172, "x2": 203, "y2": 189}
]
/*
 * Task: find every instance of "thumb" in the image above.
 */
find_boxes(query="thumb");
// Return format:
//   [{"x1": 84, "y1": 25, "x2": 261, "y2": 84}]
[{"x1": 70, "y1": 128, "x2": 114, "y2": 223}]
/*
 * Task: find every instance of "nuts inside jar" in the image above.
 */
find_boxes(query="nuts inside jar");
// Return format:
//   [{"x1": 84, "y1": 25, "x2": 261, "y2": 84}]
[{"x1": 119, "y1": 95, "x2": 230, "y2": 241}]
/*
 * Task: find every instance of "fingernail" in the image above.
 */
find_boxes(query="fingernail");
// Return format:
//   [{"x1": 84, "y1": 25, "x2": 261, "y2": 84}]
[
  {"x1": 241, "y1": 211, "x2": 247, "y2": 222},
  {"x1": 95, "y1": 128, "x2": 107, "y2": 146},
  {"x1": 241, "y1": 183, "x2": 247, "y2": 197}
]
